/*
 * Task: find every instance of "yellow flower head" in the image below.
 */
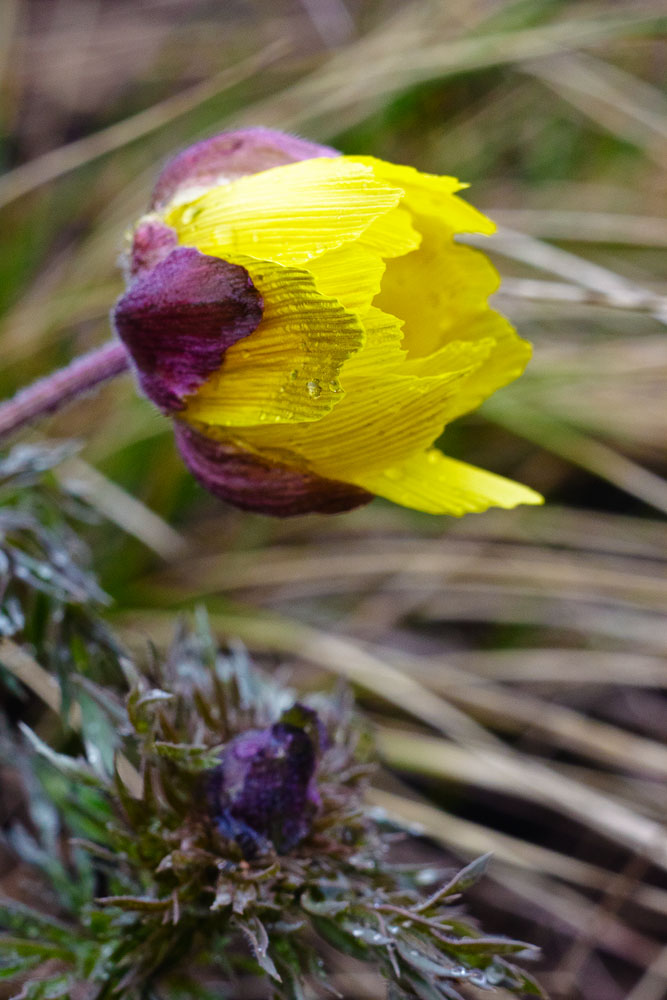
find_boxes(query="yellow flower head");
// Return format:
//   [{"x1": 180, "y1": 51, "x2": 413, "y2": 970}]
[{"x1": 114, "y1": 128, "x2": 542, "y2": 516}]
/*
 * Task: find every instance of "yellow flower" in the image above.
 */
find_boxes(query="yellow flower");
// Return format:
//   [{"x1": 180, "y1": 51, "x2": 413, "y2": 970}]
[{"x1": 114, "y1": 128, "x2": 542, "y2": 517}]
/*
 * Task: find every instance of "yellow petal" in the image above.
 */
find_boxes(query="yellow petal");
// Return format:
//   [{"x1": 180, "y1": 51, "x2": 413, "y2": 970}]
[
  {"x1": 165, "y1": 157, "x2": 406, "y2": 268},
  {"x1": 394, "y1": 304, "x2": 531, "y2": 425},
  {"x1": 182, "y1": 256, "x2": 364, "y2": 426},
  {"x1": 234, "y1": 337, "x2": 493, "y2": 477},
  {"x1": 429, "y1": 309, "x2": 532, "y2": 425},
  {"x1": 369, "y1": 196, "x2": 532, "y2": 414},
  {"x1": 339, "y1": 306, "x2": 406, "y2": 375},
  {"x1": 348, "y1": 156, "x2": 505, "y2": 361},
  {"x1": 356, "y1": 204, "x2": 421, "y2": 258},
  {"x1": 374, "y1": 227, "x2": 502, "y2": 359},
  {"x1": 355, "y1": 448, "x2": 543, "y2": 515},
  {"x1": 350, "y1": 156, "x2": 494, "y2": 236},
  {"x1": 306, "y1": 243, "x2": 386, "y2": 314}
]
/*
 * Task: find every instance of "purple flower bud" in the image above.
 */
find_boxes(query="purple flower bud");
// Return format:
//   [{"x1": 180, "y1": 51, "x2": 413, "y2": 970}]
[{"x1": 208, "y1": 705, "x2": 322, "y2": 856}]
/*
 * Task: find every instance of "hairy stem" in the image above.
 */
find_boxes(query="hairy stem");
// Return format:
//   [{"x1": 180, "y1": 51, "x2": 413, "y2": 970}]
[{"x1": 0, "y1": 340, "x2": 129, "y2": 440}]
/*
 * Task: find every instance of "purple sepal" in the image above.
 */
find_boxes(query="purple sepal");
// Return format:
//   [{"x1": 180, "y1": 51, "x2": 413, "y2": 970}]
[
  {"x1": 113, "y1": 247, "x2": 263, "y2": 413},
  {"x1": 150, "y1": 127, "x2": 340, "y2": 210},
  {"x1": 208, "y1": 705, "x2": 322, "y2": 855},
  {"x1": 174, "y1": 422, "x2": 373, "y2": 517}
]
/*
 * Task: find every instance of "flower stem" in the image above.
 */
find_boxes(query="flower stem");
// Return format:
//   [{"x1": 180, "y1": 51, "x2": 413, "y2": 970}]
[{"x1": 0, "y1": 340, "x2": 130, "y2": 441}]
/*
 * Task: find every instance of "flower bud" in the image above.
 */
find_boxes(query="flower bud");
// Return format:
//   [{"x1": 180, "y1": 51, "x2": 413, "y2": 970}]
[
  {"x1": 208, "y1": 704, "x2": 321, "y2": 856},
  {"x1": 114, "y1": 128, "x2": 542, "y2": 517}
]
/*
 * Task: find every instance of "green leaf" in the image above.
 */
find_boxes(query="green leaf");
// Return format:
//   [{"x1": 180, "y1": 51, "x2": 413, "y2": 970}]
[
  {"x1": 151, "y1": 741, "x2": 222, "y2": 772},
  {"x1": 19, "y1": 724, "x2": 102, "y2": 787},
  {"x1": 240, "y1": 916, "x2": 281, "y2": 982},
  {"x1": 78, "y1": 690, "x2": 118, "y2": 778},
  {"x1": 10, "y1": 973, "x2": 73, "y2": 999},
  {"x1": 0, "y1": 934, "x2": 73, "y2": 961},
  {"x1": 0, "y1": 957, "x2": 42, "y2": 980},
  {"x1": 300, "y1": 891, "x2": 349, "y2": 917},
  {"x1": 0, "y1": 900, "x2": 75, "y2": 946},
  {"x1": 416, "y1": 854, "x2": 493, "y2": 913}
]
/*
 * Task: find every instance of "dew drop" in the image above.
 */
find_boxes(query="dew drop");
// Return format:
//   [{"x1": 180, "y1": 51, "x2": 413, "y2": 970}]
[
  {"x1": 306, "y1": 379, "x2": 322, "y2": 398},
  {"x1": 328, "y1": 379, "x2": 342, "y2": 394},
  {"x1": 415, "y1": 867, "x2": 440, "y2": 885},
  {"x1": 486, "y1": 965, "x2": 504, "y2": 986},
  {"x1": 289, "y1": 370, "x2": 299, "y2": 381},
  {"x1": 352, "y1": 928, "x2": 364, "y2": 938},
  {"x1": 450, "y1": 966, "x2": 468, "y2": 978}
]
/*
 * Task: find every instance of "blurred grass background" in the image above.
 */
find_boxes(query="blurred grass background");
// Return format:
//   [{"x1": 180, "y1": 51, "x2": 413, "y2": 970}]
[{"x1": 0, "y1": 1, "x2": 666, "y2": 997}]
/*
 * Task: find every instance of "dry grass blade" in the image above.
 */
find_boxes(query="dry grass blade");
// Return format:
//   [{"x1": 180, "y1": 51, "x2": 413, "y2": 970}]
[
  {"x1": 382, "y1": 660, "x2": 667, "y2": 778},
  {"x1": 438, "y1": 650, "x2": 667, "y2": 687},
  {"x1": 483, "y1": 398, "x2": 667, "y2": 515},
  {"x1": 526, "y1": 51, "x2": 667, "y2": 166},
  {"x1": 367, "y1": 788, "x2": 667, "y2": 917},
  {"x1": 375, "y1": 726, "x2": 667, "y2": 871},
  {"x1": 224, "y1": 8, "x2": 666, "y2": 138},
  {"x1": 0, "y1": 40, "x2": 289, "y2": 209},
  {"x1": 0, "y1": 638, "x2": 78, "y2": 724},
  {"x1": 142, "y1": 537, "x2": 666, "y2": 607},
  {"x1": 465, "y1": 228, "x2": 667, "y2": 322},
  {"x1": 625, "y1": 947, "x2": 667, "y2": 1000},
  {"x1": 57, "y1": 457, "x2": 188, "y2": 560},
  {"x1": 486, "y1": 211, "x2": 667, "y2": 247},
  {"x1": 498, "y1": 276, "x2": 667, "y2": 313}
]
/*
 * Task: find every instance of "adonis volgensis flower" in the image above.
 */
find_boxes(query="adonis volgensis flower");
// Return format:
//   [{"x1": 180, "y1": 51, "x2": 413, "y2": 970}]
[{"x1": 114, "y1": 128, "x2": 542, "y2": 517}]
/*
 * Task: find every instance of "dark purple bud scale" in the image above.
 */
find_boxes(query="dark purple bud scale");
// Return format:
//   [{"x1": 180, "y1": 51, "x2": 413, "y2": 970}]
[
  {"x1": 174, "y1": 423, "x2": 372, "y2": 517},
  {"x1": 114, "y1": 247, "x2": 263, "y2": 414}
]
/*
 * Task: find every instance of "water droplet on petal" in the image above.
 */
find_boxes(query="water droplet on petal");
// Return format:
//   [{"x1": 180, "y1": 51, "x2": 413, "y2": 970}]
[{"x1": 306, "y1": 379, "x2": 322, "y2": 398}]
